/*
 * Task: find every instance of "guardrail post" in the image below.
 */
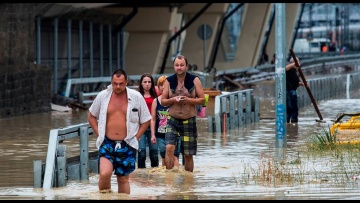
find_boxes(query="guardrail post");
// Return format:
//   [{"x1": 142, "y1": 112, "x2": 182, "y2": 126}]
[
  {"x1": 221, "y1": 97, "x2": 228, "y2": 133},
  {"x1": 79, "y1": 91, "x2": 84, "y2": 104},
  {"x1": 207, "y1": 115, "x2": 213, "y2": 133},
  {"x1": 214, "y1": 96, "x2": 221, "y2": 132},
  {"x1": 80, "y1": 126, "x2": 89, "y2": 181},
  {"x1": 43, "y1": 129, "x2": 59, "y2": 189},
  {"x1": 254, "y1": 97, "x2": 260, "y2": 122},
  {"x1": 245, "y1": 91, "x2": 252, "y2": 125},
  {"x1": 56, "y1": 145, "x2": 67, "y2": 187},
  {"x1": 33, "y1": 160, "x2": 42, "y2": 188},
  {"x1": 229, "y1": 94, "x2": 235, "y2": 130},
  {"x1": 237, "y1": 92, "x2": 244, "y2": 127}
]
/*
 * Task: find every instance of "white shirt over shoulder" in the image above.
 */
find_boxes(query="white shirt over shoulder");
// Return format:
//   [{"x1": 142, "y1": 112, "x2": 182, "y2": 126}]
[{"x1": 88, "y1": 85, "x2": 151, "y2": 150}]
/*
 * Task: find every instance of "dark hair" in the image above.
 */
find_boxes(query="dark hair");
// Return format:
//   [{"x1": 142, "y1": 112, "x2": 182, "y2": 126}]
[
  {"x1": 111, "y1": 69, "x2": 127, "y2": 81},
  {"x1": 173, "y1": 54, "x2": 188, "y2": 66},
  {"x1": 139, "y1": 73, "x2": 157, "y2": 98}
]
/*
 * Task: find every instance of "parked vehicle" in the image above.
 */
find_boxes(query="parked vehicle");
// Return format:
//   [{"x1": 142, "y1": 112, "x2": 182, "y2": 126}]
[
  {"x1": 297, "y1": 24, "x2": 360, "y2": 51},
  {"x1": 293, "y1": 38, "x2": 331, "y2": 53}
]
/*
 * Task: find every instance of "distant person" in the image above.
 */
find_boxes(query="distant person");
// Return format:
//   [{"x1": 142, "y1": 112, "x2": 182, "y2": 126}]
[
  {"x1": 341, "y1": 45, "x2": 347, "y2": 55},
  {"x1": 87, "y1": 69, "x2": 151, "y2": 194},
  {"x1": 271, "y1": 53, "x2": 276, "y2": 64},
  {"x1": 260, "y1": 49, "x2": 269, "y2": 65},
  {"x1": 286, "y1": 57, "x2": 308, "y2": 124},
  {"x1": 329, "y1": 43, "x2": 336, "y2": 52},
  {"x1": 137, "y1": 73, "x2": 159, "y2": 168},
  {"x1": 321, "y1": 45, "x2": 328, "y2": 52},
  {"x1": 150, "y1": 75, "x2": 181, "y2": 167},
  {"x1": 161, "y1": 54, "x2": 205, "y2": 172}
]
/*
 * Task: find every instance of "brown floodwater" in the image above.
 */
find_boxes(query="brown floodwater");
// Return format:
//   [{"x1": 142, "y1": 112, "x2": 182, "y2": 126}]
[{"x1": 1, "y1": 80, "x2": 360, "y2": 200}]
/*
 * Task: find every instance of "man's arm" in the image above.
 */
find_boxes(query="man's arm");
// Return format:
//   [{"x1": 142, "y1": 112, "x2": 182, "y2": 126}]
[
  {"x1": 87, "y1": 112, "x2": 99, "y2": 137},
  {"x1": 135, "y1": 120, "x2": 150, "y2": 141},
  {"x1": 161, "y1": 80, "x2": 176, "y2": 107},
  {"x1": 150, "y1": 98, "x2": 157, "y2": 143},
  {"x1": 286, "y1": 63, "x2": 297, "y2": 71},
  {"x1": 183, "y1": 77, "x2": 205, "y2": 105}
]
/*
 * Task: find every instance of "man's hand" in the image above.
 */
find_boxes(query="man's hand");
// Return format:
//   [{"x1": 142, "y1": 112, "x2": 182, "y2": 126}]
[{"x1": 300, "y1": 82, "x2": 309, "y2": 87}]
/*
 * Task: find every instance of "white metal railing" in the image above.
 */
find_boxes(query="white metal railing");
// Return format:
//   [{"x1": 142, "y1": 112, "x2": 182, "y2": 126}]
[
  {"x1": 34, "y1": 123, "x2": 95, "y2": 189},
  {"x1": 65, "y1": 73, "x2": 208, "y2": 105},
  {"x1": 208, "y1": 89, "x2": 259, "y2": 133}
]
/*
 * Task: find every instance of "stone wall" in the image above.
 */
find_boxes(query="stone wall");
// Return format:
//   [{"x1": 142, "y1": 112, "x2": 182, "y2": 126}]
[{"x1": 0, "y1": 3, "x2": 51, "y2": 118}]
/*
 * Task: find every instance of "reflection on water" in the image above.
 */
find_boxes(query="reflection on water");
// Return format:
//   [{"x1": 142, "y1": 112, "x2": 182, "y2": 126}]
[{"x1": 1, "y1": 83, "x2": 360, "y2": 199}]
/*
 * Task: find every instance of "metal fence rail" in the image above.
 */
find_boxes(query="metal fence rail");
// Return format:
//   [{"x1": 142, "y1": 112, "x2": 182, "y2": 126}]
[
  {"x1": 33, "y1": 123, "x2": 97, "y2": 189},
  {"x1": 65, "y1": 72, "x2": 210, "y2": 106},
  {"x1": 207, "y1": 89, "x2": 260, "y2": 133},
  {"x1": 297, "y1": 72, "x2": 360, "y2": 109}
]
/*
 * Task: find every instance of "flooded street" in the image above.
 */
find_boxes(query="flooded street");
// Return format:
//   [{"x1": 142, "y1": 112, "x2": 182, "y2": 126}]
[{"x1": 1, "y1": 80, "x2": 360, "y2": 199}]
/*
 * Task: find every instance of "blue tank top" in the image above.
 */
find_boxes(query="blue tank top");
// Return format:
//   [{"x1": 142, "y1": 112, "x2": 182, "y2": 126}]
[{"x1": 155, "y1": 97, "x2": 169, "y2": 139}]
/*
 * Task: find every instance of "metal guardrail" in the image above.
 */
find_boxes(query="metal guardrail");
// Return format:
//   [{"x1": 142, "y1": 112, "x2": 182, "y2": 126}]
[
  {"x1": 63, "y1": 53, "x2": 360, "y2": 102},
  {"x1": 216, "y1": 53, "x2": 360, "y2": 76},
  {"x1": 64, "y1": 74, "x2": 174, "y2": 98},
  {"x1": 297, "y1": 72, "x2": 360, "y2": 109},
  {"x1": 78, "y1": 85, "x2": 138, "y2": 105},
  {"x1": 66, "y1": 72, "x2": 209, "y2": 106},
  {"x1": 33, "y1": 123, "x2": 97, "y2": 189},
  {"x1": 213, "y1": 53, "x2": 360, "y2": 89},
  {"x1": 207, "y1": 89, "x2": 259, "y2": 133},
  {"x1": 64, "y1": 77, "x2": 110, "y2": 98}
]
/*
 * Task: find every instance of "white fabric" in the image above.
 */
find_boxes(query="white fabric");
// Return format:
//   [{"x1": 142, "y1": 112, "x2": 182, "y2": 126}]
[{"x1": 89, "y1": 85, "x2": 151, "y2": 150}]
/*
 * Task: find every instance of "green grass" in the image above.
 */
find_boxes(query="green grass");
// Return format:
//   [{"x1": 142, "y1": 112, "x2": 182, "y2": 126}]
[{"x1": 231, "y1": 126, "x2": 360, "y2": 186}]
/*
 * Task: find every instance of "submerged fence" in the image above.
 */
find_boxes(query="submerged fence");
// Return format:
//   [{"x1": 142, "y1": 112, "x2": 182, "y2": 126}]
[
  {"x1": 33, "y1": 123, "x2": 97, "y2": 189},
  {"x1": 297, "y1": 72, "x2": 360, "y2": 109},
  {"x1": 207, "y1": 89, "x2": 260, "y2": 133}
]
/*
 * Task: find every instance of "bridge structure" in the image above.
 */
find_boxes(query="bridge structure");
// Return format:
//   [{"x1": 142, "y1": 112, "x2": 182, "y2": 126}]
[
  {"x1": 34, "y1": 3, "x2": 301, "y2": 94},
  {"x1": 1, "y1": 3, "x2": 354, "y2": 119}
]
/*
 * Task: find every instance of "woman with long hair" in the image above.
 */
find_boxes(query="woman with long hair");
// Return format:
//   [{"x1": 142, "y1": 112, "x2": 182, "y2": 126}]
[{"x1": 137, "y1": 73, "x2": 159, "y2": 168}]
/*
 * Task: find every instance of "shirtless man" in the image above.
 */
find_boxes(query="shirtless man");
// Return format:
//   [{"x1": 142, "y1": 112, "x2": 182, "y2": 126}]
[
  {"x1": 161, "y1": 55, "x2": 205, "y2": 172},
  {"x1": 88, "y1": 69, "x2": 151, "y2": 194}
]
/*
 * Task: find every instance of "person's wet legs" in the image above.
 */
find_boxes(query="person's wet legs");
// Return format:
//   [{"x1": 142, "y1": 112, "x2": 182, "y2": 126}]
[
  {"x1": 174, "y1": 137, "x2": 182, "y2": 166},
  {"x1": 184, "y1": 155, "x2": 194, "y2": 172},
  {"x1": 146, "y1": 133, "x2": 159, "y2": 167},
  {"x1": 137, "y1": 130, "x2": 147, "y2": 168},
  {"x1": 165, "y1": 144, "x2": 175, "y2": 169},
  {"x1": 290, "y1": 90, "x2": 299, "y2": 123},
  {"x1": 286, "y1": 90, "x2": 299, "y2": 123},
  {"x1": 116, "y1": 175, "x2": 130, "y2": 194},
  {"x1": 157, "y1": 137, "x2": 166, "y2": 166},
  {"x1": 98, "y1": 157, "x2": 113, "y2": 191}
]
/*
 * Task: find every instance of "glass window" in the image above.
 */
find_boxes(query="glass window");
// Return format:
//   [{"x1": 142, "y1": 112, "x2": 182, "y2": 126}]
[{"x1": 310, "y1": 42, "x2": 319, "y2": 48}]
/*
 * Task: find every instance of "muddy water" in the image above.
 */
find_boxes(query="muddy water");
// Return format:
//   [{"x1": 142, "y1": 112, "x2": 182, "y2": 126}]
[{"x1": 1, "y1": 81, "x2": 360, "y2": 199}]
